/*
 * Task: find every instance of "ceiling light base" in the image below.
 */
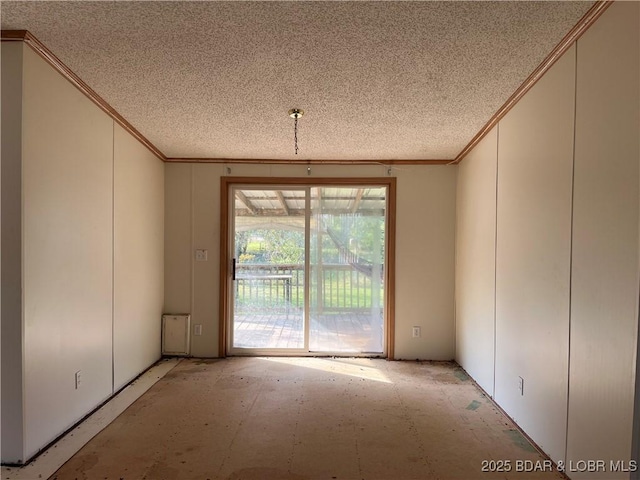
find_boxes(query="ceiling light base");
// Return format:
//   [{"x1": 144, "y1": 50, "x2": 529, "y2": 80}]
[{"x1": 288, "y1": 108, "x2": 304, "y2": 119}]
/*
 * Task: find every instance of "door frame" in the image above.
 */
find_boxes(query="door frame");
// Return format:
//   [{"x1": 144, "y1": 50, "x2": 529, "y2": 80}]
[{"x1": 219, "y1": 177, "x2": 396, "y2": 359}]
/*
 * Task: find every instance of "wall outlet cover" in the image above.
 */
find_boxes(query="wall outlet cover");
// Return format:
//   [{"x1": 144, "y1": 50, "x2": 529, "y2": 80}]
[{"x1": 518, "y1": 376, "x2": 524, "y2": 396}]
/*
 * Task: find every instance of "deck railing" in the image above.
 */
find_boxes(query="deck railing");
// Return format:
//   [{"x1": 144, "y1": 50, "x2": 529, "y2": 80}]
[{"x1": 235, "y1": 263, "x2": 382, "y2": 313}]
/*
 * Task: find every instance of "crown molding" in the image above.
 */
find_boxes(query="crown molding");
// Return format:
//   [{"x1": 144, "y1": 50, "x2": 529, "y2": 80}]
[
  {"x1": 1, "y1": 29, "x2": 28, "y2": 40},
  {"x1": 164, "y1": 157, "x2": 451, "y2": 165},
  {"x1": 452, "y1": 0, "x2": 613, "y2": 165},
  {"x1": 1, "y1": 29, "x2": 167, "y2": 162}
]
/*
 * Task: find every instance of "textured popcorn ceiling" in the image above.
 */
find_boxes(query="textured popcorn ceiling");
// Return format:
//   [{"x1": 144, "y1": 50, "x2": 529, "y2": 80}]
[{"x1": 1, "y1": 1, "x2": 594, "y2": 161}]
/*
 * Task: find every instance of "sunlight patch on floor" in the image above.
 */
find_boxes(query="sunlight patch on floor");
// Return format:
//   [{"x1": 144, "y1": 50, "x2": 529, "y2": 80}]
[{"x1": 261, "y1": 356, "x2": 392, "y2": 384}]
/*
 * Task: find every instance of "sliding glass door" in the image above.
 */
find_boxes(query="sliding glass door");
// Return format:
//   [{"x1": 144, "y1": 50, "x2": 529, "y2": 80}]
[
  {"x1": 309, "y1": 187, "x2": 385, "y2": 352},
  {"x1": 227, "y1": 182, "x2": 390, "y2": 356},
  {"x1": 231, "y1": 188, "x2": 307, "y2": 350}
]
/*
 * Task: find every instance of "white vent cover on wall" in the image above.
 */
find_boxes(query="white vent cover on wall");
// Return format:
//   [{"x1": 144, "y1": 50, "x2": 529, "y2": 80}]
[{"x1": 162, "y1": 314, "x2": 191, "y2": 356}]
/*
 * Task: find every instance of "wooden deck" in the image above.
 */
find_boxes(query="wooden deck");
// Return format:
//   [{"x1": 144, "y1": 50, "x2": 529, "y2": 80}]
[{"x1": 232, "y1": 310, "x2": 383, "y2": 353}]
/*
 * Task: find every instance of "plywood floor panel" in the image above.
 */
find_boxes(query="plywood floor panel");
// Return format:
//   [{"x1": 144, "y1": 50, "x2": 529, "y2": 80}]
[{"x1": 49, "y1": 358, "x2": 565, "y2": 480}]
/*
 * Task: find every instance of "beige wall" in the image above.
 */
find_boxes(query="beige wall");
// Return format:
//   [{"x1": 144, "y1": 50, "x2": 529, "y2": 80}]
[
  {"x1": 395, "y1": 166, "x2": 456, "y2": 359},
  {"x1": 455, "y1": 2, "x2": 639, "y2": 476},
  {"x1": 1, "y1": 41, "x2": 25, "y2": 463},
  {"x1": 1, "y1": 43, "x2": 165, "y2": 463},
  {"x1": 495, "y1": 44, "x2": 575, "y2": 462},
  {"x1": 114, "y1": 124, "x2": 165, "y2": 390},
  {"x1": 164, "y1": 163, "x2": 456, "y2": 359},
  {"x1": 455, "y1": 126, "x2": 497, "y2": 395},
  {"x1": 567, "y1": 3, "x2": 639, "y2": 478},
  {"x1": 22, "y1": 44, "x2": 115, "y2": 460},
  {"x1": 163, "y1": 163, "x2": 193, "y2": 316}
]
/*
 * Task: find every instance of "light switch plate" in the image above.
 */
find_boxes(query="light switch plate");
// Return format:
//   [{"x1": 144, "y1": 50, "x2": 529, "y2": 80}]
[{"x1": 195, "y1": 249, "x2": 208, "y2": 261}]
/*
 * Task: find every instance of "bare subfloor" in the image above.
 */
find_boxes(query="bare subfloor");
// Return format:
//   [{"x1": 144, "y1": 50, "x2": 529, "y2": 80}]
[{"x1": 50, "y1": 358, "x2": 565, "y2": 480}]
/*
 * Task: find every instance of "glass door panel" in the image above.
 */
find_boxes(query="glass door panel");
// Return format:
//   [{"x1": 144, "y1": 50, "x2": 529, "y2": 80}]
[
  {"x1": 228, "y1": 183, "x2": 387, "y2": 355},
  {"x1": 232, "y1": 188, "x2": 306, "y2": 349},
  {"x1": 309, "y1": 187, "x2": 386, "y2": 353}
]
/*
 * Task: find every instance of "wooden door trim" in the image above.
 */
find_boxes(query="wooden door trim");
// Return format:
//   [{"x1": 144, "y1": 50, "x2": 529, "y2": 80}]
[{"x1": 219, "y1": 177, "x2": 396, "y2": 359}]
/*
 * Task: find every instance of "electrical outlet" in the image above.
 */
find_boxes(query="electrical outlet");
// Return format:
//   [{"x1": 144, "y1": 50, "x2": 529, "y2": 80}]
[
  {"x1": 412, "y1": 326, "x2": 421, "y2": 338},
  {"x1": 75, "y1": 370, "x2": 82, "y2": 389},
  {"x1": 195, "y1": 249, "x2": 208, "y2": 261},
  {"x1": 518, "y1": 376, "x2": 524, "y2": 396},
  {"x1": 194, "y1": 324, "x2": 202, "y2": 336}
]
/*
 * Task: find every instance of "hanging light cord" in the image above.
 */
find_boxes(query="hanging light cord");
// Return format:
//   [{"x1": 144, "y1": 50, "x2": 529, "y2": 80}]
[
  {"x1": 288, "y1": 108, "x2": 304, "y2": 155},
  {"x1": 294, "y1": 115, "x2": 299, "y2": 155}
]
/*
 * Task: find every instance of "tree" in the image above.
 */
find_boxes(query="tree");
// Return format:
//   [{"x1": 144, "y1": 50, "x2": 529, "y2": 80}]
[{"x1": 263, "y1": 230, "x2": 304, "y2": 264}]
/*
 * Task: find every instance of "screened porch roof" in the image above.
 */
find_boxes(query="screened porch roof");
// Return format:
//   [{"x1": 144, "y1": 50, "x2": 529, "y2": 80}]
[{"x1": 234, "y1": 187, "x2": 386, "y2": 217}]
